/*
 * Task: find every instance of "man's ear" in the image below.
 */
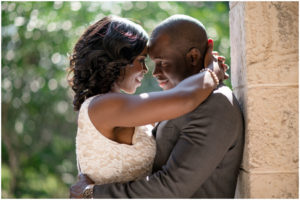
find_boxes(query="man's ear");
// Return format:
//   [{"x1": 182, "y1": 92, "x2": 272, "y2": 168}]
[{"x1": 185, "y1": 48, "x2": 202, "y2": 67}]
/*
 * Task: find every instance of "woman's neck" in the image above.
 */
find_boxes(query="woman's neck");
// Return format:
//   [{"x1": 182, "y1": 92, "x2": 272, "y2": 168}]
[{"x1": 111, "y1": 82, "x2": 122, "y2": 93}]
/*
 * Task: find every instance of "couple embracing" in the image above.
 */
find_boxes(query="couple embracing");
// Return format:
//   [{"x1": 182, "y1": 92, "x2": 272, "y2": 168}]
[{"x1": 68, "y1": 14, "x2": 244, "y2": 198}]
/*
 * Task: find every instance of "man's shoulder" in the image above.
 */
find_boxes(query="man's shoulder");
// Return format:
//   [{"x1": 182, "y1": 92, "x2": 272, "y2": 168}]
[
  {"x1": 194, "y1": 83, "x2": 243, "y2": 120},
  {"x1": 167, "y1": 84, "x2": 243, "y2": 128},
  {"x1": 196, "y1": 84, "x2": 242, "y2": 117}
]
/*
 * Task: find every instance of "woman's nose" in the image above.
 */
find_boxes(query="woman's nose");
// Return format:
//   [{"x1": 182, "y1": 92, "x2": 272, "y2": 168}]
[{"x1": 143, "y1": 63, "x2": 148, "y2": 73}]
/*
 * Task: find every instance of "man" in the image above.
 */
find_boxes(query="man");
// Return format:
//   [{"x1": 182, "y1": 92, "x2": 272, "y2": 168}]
[{"x1": 70, "y1": 14, "x2": 244, "y2": 198}]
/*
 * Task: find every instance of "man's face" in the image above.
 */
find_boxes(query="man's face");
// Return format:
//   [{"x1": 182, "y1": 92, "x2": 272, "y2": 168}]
[{"x1": 148, "y1": 33, "x2": 188, "y2": 90}]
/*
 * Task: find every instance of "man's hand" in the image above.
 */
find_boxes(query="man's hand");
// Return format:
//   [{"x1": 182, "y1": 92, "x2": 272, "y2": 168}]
[
  {"x1": 70, "y1": 173, "x2": 95, "y2": 198},
  {"x1": 204, "y1": 39, "x2": 229, "y2": 81}
]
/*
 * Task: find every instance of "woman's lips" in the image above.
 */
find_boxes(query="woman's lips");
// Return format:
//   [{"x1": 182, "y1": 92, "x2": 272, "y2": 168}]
[{"x1": 135, "y1": 76, "x2": 143, "y2": 84}]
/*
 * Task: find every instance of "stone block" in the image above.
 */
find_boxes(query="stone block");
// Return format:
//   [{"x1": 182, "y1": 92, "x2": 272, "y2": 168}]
[
  {"x1": 244, "y1": 87, "x2": 298, "y2": 171},
  {"x1": 245, "y1": 2, "x2": 298, "y2": 54},
  {"x1": 235, "y1": 171, "x2": 298, "y2": 198},
  {"x1": 249, "y1": 172, "x2": 298, "y2": 198},
  {"x1": 244, "y1": 2, "x2": 299, "y2": 85},
  {"x1": 246, "y1": 58, "x2": 298, "y2": 85}
]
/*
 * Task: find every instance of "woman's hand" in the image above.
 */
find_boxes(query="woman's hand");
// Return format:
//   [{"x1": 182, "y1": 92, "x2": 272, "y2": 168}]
[{"x1": 204, "y1": 39, "x2": 229, "y2": 81}]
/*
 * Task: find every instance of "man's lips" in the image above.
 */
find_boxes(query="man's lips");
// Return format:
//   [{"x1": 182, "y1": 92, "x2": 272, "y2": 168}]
[{"x1": 157, "y1": 79, "x2": 168, "y2": 87}]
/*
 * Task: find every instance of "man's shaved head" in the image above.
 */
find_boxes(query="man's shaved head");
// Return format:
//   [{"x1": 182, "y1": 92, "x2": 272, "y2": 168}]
[
  {"x1": 148, "y1": 15, "x2": 209, "y2": 90},
  {"x1": 150, "y1": 14, "x2": 208, "y2": 59}
]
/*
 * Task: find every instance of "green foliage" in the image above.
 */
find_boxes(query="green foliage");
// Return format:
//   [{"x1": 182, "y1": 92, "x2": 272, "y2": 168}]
[{"x1": 2, "y1": 1, "x2": 230, "y2": 198}]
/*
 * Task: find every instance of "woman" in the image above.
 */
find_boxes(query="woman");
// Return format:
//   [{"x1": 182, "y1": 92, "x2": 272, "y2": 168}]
[{"x1": 68, "y1": 16, "x2": 225, "y2": 185}]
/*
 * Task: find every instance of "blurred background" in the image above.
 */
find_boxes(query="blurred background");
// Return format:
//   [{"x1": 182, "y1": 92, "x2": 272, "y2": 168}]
[{"x1": 1, "y1": 1, "x2": 230, "y2": 198}]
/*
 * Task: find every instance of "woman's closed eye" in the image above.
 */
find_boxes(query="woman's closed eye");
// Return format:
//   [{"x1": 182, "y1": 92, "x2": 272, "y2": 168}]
[{"x1": 139, "y1": 58, "x2": 145, "y2": 64}]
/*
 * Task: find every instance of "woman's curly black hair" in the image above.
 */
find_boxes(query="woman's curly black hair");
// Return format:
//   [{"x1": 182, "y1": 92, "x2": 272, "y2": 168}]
[{"x1": 68, "y1": 16, "x2": 148, "y2": 111}]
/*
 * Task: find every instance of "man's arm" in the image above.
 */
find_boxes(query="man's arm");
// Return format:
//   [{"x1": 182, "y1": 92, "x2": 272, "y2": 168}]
[{"x1": 88, "y1": 91, "x2": 241, "y2": 198}]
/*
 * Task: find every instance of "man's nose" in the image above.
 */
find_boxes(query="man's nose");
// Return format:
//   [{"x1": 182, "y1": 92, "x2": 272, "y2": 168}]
[{"x1": 152, "y1": 65, "x2": 161, "y2": 77}]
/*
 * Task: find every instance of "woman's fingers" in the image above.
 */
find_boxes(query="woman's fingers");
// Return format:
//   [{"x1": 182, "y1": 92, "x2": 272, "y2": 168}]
[
  {"x1": 222, "y1": 63, "x2": 229, "y2": 71},
  {"x1": 218, "y1": 56, "x2": 225, "y2": 62},
  {"x1": 217, "y1": 59, "x2": 227, "y2": 69},
  {"x1": 221, "y1": 63, "x2": 229, "y2": 80},
  {"x1": 224, "y1": 73, "x2": 229, "y2": 80},
  {"x1": 204, "y1": 40, "x2": 230, "y2": 81}
]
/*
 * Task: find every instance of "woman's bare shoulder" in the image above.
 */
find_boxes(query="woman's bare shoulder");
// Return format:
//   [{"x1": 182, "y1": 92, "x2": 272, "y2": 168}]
[
  {"x1": 88, "y1": 93, "x2": 128, "y2": 111},
  {"x1": 87, "y1": 93, "x2": 131, "y2": 127}
]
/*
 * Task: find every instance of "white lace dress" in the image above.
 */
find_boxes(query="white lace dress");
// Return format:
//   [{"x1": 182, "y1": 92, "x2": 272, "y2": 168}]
[{"x1": 76, "y1": 95, "x2": 156, "y2": 184}]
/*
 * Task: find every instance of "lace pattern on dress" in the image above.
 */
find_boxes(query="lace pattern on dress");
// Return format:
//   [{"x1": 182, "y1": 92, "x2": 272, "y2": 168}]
[{"x1": 76, "y1": 95, "x2": 156, "y2": 184}]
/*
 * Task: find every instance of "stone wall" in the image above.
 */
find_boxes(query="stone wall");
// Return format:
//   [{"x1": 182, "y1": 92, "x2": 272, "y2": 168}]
[{"x1": 229, "y1": 2, "x2": 298, "y2": 198}]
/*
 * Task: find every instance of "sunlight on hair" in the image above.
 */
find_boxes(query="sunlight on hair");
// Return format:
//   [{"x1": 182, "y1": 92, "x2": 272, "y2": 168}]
[{"x1": 139, "y1": 93, "x2": 149, "y2": 99}]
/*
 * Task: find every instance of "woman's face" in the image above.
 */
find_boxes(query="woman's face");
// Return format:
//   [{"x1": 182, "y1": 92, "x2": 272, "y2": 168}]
[{"x1": 118, "y1": 47, "x2": 148, "y2": 94}]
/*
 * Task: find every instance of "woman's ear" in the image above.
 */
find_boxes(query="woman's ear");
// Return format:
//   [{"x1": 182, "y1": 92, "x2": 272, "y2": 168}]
[{"x1": 185, "y1": 48, "x2": 202, "y2": 67}]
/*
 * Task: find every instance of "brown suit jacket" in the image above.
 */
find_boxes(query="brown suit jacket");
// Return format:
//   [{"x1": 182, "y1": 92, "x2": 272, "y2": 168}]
[{"x1": 93, "y1": 84, "x2": 245, "y2": 198}]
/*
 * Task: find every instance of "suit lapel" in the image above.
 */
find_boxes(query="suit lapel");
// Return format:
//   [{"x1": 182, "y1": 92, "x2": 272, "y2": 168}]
[{"x1": 152, "y1": 122, "x2": 161, "y2": 138}]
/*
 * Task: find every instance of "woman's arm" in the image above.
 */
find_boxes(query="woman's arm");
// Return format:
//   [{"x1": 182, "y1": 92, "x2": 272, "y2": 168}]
[{"x1": 88, "y1": 69, "x2": 217, "y2": 128}]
